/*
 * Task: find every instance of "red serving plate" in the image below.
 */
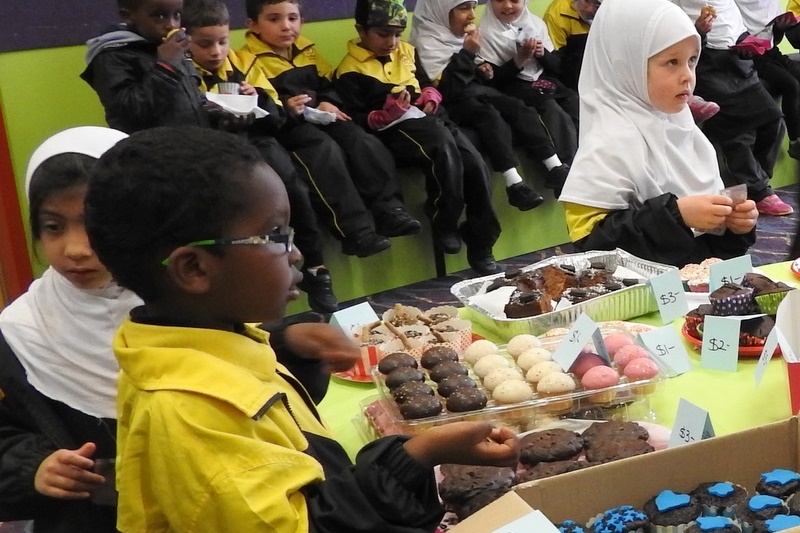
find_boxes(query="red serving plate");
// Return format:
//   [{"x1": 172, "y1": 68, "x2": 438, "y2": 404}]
[
  {"x1": 791, "y1": 258, "x2": 800, "y2": 281},
  {"x1": 681, "y1": 323, "x2": 780, "y2": 358}
]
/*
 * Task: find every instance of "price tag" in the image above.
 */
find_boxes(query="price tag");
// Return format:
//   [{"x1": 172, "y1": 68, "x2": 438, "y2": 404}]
[
  {"x1": 699, "y1": 315, "x2": 741, "y2": 372},
  {"x1": 648, "y1": 269, "x2": 689, "y2": 324},
  {"x1": 329, "y1": 302, "x2": 380, "y2": 338},
  {"x1": 638, "y1": 326, "x2": 693, "y2": 376},
  {"x1": 490, "y1": 510, "x2": 562, "y2": 533},
  {"x1": 708, "y1": 255, "x2": 752, "y2": 292},
  {"x1": 552, "y1": 313, "x2": 607, "y2": 370},
  {"x1": 755, "y1": 327, "x2": 782, "y2": 386},
  {"x1": 669, "y1": 398, "x2": 715, "y2": 448}
]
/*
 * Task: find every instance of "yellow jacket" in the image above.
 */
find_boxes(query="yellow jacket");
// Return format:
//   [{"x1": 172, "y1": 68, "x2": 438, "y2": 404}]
[
  {"x1": 114, "y1": 320, "x2": 328, "y2": 532},
  {"x1": 194, "y1": 49, "x2": 282, "y2": 104},
  {"x1": 543, "y1": 0, "x2": 591, "y2": 49}
]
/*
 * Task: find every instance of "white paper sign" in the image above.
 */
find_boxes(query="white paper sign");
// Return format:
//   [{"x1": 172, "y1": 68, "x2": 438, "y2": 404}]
[
  {"x1": 329, "y1": 302, "x2": 380, "y2": 338},
  {"x1": 638, "y1": 326, "x2": 693, "y2": 376},
  {"x1": 669, "y1": 398, "x2": 715, "y2": 448}
]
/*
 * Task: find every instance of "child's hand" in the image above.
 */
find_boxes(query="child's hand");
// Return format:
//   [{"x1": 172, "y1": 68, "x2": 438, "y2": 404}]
[
  {"x1": 317, "y1": 101, "x2": 352, "y2": 121},
  {"x1": 403, "y1": 422, "x2": 519, "y2": 469},
  {"x1": 695, "y1": 12, "x2": 715, "y2": 35},
  {"x1": 533, "y1": 39, "x2": 546, "y2": 58},
  {"x1": 157, "y1": 28, "x2": 190, "y2": 64},
  {"x1": 239, "y1": 82, "x2": 257, "y2": 96},
  {"x1": 476, "y1": 62, "x2": 494, "y2": 80},
  {"x1": 463, "y1": 28, "x2": 481, "y2": 55},
  {"x1": 725, "y1": 199, "x2": 758, "y2": 234},
  {"x1": 283, "y1": 323, "x2": 360, "y2": 373},
  {"x1": 286, "y1": 94, "x2": 313, "y2": 117},
  {"x1": 772, "y1": 12, "x2": 798, "y2": 31},
  {"x1": 514, "y1": 38, "x2": 536, "y2": 67},
  {"x1": 676, "y1": 194, "x2": 733, "y2": 232},
  {"x1": 34, "y1": 442, "x2": 105, "y2": 500}
]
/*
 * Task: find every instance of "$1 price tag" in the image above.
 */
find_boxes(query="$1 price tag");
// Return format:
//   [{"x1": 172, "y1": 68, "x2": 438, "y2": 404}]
[
  {"x1": 708, "y1": 255, "x2": 752, "y2": 292},
  {"x1": 638, "y1": 326, "x2": 692, "y2": 375}
]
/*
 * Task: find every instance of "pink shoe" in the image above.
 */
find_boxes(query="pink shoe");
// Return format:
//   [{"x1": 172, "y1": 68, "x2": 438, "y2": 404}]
[
  {"x1": 688, "y1": 96, "x2": 720, "y2": 122},
  {"x1": 756, "y1": 194, "x2": 794, "y2": 216}
]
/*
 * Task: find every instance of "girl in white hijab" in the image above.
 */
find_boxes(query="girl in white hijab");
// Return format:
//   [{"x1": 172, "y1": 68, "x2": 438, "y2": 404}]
[
  {"x1": 559, "y1": 0, "x2": 758, "y2": 267},
  {"x1": 0, "y1": 126, "x2": 139, "y2": 531},
  {"x1": 477, "y1": 0, "x2": 579, "y2": 124},
  {"x1": 410, "y1": 0, "x2": 573, "y2": 200}
]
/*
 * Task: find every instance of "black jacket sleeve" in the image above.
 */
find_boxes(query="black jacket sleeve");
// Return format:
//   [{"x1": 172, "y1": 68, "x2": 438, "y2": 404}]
[
  {"x1": 436, "y1": 49, "x2": 480, "y2": 103},
  {"x1": 249, "y1": 88, "x2": 289, "y2": 137},
  {"x1": 331, "y1": 73, "x2": 375, "y2": 130},
  {"x1": 573, "y1": 193, "x2": 755, "y2": 267},
  {"x1": 260, "y1": 320, "x2": 330, "y2": 404},
  {"x1": 304, "y1": 436, "x2": 444, "y2": 533}
]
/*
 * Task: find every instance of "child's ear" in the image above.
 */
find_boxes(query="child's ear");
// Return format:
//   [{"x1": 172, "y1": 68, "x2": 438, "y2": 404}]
[
  {"x1": 162, "y1": 247, "x2": 215, "y2": 295},
  {"x1": 355, "y1": 24, "x2": 366, "y2": 40},
  {"x1": 245, "y1": 18, "x2": 259, "y2": 34}
]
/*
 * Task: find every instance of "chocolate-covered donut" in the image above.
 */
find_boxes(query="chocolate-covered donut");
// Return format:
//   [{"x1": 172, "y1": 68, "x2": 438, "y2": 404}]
[
  {"x1": 385, "y1": 366, "x2": 425, "y2": 389},
  {"x1": 392, "y1": 381, "x2": 435, "y2": 404},
  {"x1": 429, "y1": 361, "x2": 469, "y2": 383},
  {"x1": 378, "y1": 352, "x2": 418, "y2": 375},
  {"x1": 446, "y1": 388, "x2": 488, "y2": 412},
  {"x1": 400, "y1": 395, "x2": 443, "y2": 419},
  {"x1": 421, "y1": 346, "x2": 460, "y2": 369},
  {"x1": 437, "y1": 375, "x2": 478, "y2": 397}
]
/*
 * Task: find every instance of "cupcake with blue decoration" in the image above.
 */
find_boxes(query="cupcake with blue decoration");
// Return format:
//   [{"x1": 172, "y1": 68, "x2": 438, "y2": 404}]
[
  {"x1": 734, "y1": 495, "x2": 789, "y2": 533},
  {"x1": 685, "y1": 516, "x2": 741, "y2": 532},
  {"x1": 691, "y1": 482, "x2": 749, "y2": 517},
  {"x1": 588, "y1": 505, "x2": 649, "y2": 533},
  {"x1": 644, "y1": 489, "x2": 702, "y2": 532},
  {"x1": 558, "y1": 520, "x2": 587, "y2": 533},
  {"x1": 756, "y1": 469, "x2": 800, "y2": 500},
  {"x1": 752, "y1": 514, "x2": 800, "y2": 532}
]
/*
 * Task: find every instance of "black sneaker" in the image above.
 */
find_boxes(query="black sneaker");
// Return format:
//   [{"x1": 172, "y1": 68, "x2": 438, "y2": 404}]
[
  {"x1": 544, "y1": 164, "x2": 570, "y2": 198},
  {"x1": 506, "y1": 182, "x2": 545, "y2": 211},
  {"x1": 433, "y1": 226, "x2": 462, "y2": 254},
  {"x1": 459, "y1": 223, "x2": 504, "y2": 275},
  {"x1": 297, "y1": 268, "x2": 339, "y2": 313},
  {"x1": 375, "y1": 207, "x2": 422, "y2": 237},
  {"x1": 341, "y1": 232, "x2": 391, "y2": 257}
]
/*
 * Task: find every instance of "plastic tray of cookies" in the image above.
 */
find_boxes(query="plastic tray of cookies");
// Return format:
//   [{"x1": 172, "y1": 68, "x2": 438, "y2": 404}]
[
  {"x1": 450, "y1": 249, "x2": 674, "y2": 341},
  {"x1": 359, "y1": 325, "x2": 665, "y2": 438}
]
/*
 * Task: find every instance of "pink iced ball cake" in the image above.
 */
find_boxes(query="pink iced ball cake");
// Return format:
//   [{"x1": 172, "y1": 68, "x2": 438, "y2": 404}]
[
  {"x1": 603, "y1": 332, "x2": 634, "y2": 356},
  {"x1": 570, "y1": 351, "x2": 606, "y2": 378},
  {"x1": 623, "y1": 357, "x2": 660, "y2": 396},
  {"x1": 581, "y1": 365, "x2": 620, "y2": 404},
  {"x1": 613, "y1": 344, "x2": 650, "y2": 370}
]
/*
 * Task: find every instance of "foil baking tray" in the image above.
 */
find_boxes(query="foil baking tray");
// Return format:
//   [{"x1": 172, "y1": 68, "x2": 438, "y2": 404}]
[{"x1": 450, "y1": 249, "x2": 674, "y2": 341}]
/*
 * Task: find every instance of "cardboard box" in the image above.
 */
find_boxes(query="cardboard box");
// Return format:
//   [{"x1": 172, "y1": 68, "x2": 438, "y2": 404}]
[{"x1": 454, "y1": 417, "x2": 800, "y2": 532}]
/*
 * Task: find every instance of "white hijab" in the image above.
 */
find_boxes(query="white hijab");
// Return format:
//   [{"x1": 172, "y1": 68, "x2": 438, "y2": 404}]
[
  {"x1": 672, "y1": 0, "x2": 748, "y2": 49},
  {"x1": 559, "y1": 0, "x2": 724, "y2": 210},
  {"x1": 410, "y1": 0, "x2": 468, "y2": 80},
  {"x1": 477, "y1": 0, "x2": 552, "y2": 81},
  {"x1": 0, "y1": 126, "x2": 141, "y2": 420}
]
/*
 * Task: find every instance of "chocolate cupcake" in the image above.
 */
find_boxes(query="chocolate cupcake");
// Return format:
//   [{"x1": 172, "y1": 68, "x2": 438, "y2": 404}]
[
  {"x1": 753, "y1": 514, "x2": 800, "y2": 532},
  {"x1": 742, "y1": 273, "x2": 794, "y2": 315},
  {"x1": 734, "y1": 495, "x2": 789, "y2": 532},
  {"x1": 643, "y1": 489, "x2": 701, "y2": 532},
  {"x1": 740, "y1": 316, "x2": 776, "y2": 348},
  {"x1": 588, "y1": 505, "x2": 649, "y2": 533},
  {"x1": 709, "y1": 283, "x2": 755, "y2": 316},
  {"x1": 558, "y1": 520, "x2": 588, "y2": 532},
  {"x1": 691, "y1": 481, "x2": 748, "y2": 518},
  {"x1": 377, "y1": 352, "x2": 418, "y2": 375},
  {"x1": 756, "y1": 469, "x2": 800, "y2": 500},
  {"x1": 685, "y1": 516, "x2": 741, "y2": 532},
  {"x1": 685, "y1": 304, "x2": 714, "y2": 338},
  {"x1": 445, "y1": 388, "x2": 488, "y2": 412}
]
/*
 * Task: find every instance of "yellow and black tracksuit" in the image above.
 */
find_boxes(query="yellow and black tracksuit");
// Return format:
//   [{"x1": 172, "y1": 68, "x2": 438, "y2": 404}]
[
  {"x1": 196, "y1": 50, "x2": 327, "y2": 266},
  {"x1": 242, "y1": 34, "x2": 408, "y2": 231},
  {"x1": 543, "y1": 0, "x2": 591, "y2": 90},
  {"x1": 334, "y1": 40, "x2": 500, "y2": 251}
]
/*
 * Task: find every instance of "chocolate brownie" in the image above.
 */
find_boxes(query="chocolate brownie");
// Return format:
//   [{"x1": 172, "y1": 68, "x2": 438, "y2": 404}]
[
  {"x1": 516, "y1": 459, "x2": 591, "y2": 483},
  {"x1": 643, "y1": 489, "x2": 701, "y2": 528},
  {"x1": 504, "y1": 288, "x2": 553, "y2": 319},
  {"x1": 584, "y1": 437, "x2": 654, "y2": 463},
  {"x1": 438, "y1": 465, "x2": 516, "y2": 516},
  {"x1": 377, "y1": 352, "x2": 418, "y2": 375},
  {"x1": 581, "y1": 420, "x2": 650, "y2": 447},
  {"x1": 519, "y1": 428, "x2": 584, "y2": 465},
  {"x1": 540, "y1": 265, "x2": 578, "y2": 301}
]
